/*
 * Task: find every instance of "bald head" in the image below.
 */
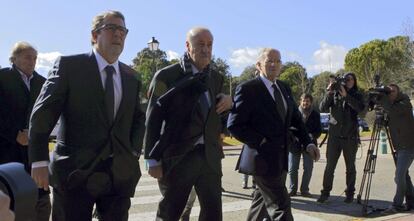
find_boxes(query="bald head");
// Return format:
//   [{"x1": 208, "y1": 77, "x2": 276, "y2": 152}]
[
  {"x1": 185, "y1": 27, "x2": 214, "y2": 70},
  {"x1": 186, "y1": 27, "x2": 214, "y2": 44}
]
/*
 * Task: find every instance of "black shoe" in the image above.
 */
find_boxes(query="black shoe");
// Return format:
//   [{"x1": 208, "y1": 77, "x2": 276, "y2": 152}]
[
  {"x1": 317, "y1": 194, "x2": 329, "y2": 203},
  {"x1": 252, "y1": 184, "x2": 256, "y2": 189},
  {"x1": 301, "y1": 191, "x2": 312, "y2": 197},
  {"x1": 289, "y1": 191, "x2": 297, "y2": 197},
  {"x1": 242, "y1": 183, "x2": 248, "y2": 189},
  {"x1": 344, "y1": 195, "x2": 354, "y2": 203}
]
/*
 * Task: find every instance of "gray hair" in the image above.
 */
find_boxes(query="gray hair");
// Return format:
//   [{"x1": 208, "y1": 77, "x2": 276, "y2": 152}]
[
  {"x1": 9, "y1": 41, "x2": 37, "y2": 63},
  {"x1": 256, "y1": 48, "x2": 279, "y2": 63}
]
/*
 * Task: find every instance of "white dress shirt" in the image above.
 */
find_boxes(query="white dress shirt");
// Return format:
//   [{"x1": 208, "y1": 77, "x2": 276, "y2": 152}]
[{"x1": 259, "y1": 74, "x2": 287, "y2": 110}]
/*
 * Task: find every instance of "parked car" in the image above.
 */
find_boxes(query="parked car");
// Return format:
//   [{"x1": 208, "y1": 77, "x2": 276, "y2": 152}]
[
  {"x1": 358, "y1": 118, "x2": 370, "y2": 132},
  {"x1": 320, "y1": 113, "x2": 330, "y2": 133},
  {"x1": 320, "y1": 113, "x2": 369, "y2": 133}
]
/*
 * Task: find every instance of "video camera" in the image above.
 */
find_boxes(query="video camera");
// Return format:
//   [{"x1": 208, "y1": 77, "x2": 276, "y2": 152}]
[
  {"x1": 329, "y1": 75, "x2": 347, "y2": 92},
  {"x1": 367, "y1": 74, "x2": 391, "y2": 111}
]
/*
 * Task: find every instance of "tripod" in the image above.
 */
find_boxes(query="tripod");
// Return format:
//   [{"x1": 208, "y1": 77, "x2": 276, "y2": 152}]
[{"x1": 356, "y1": 109, "x2": 396, "y2": 215}]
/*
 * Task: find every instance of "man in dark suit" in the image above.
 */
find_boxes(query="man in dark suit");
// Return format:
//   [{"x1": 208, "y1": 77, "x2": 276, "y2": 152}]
[
  {"x1": 0, "y1": 42, "x2": 50, "y2": 221},
  {"x1": 227, "y1": 48, "x2": 320, "y2": 221},
  {"x1": 29, "y1": 10, "x2": 145, "y2": 221},
  {"x1": 144, "y1": 27, "x2": 232, "y2": 221}
]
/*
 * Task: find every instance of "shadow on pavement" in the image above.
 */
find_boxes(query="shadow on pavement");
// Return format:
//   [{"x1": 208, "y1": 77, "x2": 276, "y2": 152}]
[{"x1": 291, "y1": 195, "x2": 394, "y2": 219}]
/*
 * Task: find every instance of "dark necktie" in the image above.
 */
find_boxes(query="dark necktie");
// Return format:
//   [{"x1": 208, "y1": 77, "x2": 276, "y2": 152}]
[
  {"x1": 104, "y1": 65, "x2": 115, "y2": 123},
  {"x1": 272, "y1": 83, "x2": 286, "y2": 119},
  {"x1": 198, "y1": 73, "x2": 210, "y2": 119}
]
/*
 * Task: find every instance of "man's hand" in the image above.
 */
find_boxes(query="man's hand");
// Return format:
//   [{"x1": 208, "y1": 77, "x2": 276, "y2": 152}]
[
  {"x1": 216, "y1": 93, "x2": 233, "y2": 114},
  {"x1": 16, "y1": 129, "x2": 29, "y2": 146},
  {"x1": 148, "y1": 165, "x2": 163, "y2": 179},
  {"x1": 31, "y1": 166, "x2": 49, "y2": 191},
  {"x1": 306, "y1": 144, "x2": 320, "y2": 162},
  {"x1": 338, "y1": 85, "x2": 347, "y2": 97}
]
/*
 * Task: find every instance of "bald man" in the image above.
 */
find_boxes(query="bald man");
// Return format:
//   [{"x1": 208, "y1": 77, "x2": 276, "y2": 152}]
[
  {"x1": 228, "y1": 48, "x2": 319, "y2": 221},
  {"x1": 144, "y1": 27, "x2": 232, "y2": 221}
]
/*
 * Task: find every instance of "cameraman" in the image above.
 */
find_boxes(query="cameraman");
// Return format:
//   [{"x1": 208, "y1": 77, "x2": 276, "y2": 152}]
[
  {"x1": 380, "y1": 84, "x2": 414, "y2": 213},
  {"x1": 317, "y1": 72, "x2": 365, "y2": 203}
]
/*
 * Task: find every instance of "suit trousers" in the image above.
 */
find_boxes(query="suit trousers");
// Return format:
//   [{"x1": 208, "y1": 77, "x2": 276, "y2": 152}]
[
  {"x1": 248, "y1": 172, "x2": 293, "y2": 221},
  {"x1": 156, "y1": 147, "x2": 222, "y2": 221},
  {"x1": 51, "y1": 158, "x2": 131, "y2": 221}
]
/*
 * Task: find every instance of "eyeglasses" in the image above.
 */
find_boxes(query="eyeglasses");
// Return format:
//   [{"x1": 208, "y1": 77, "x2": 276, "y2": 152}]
[{"x1": 95, "y1": 24, "x2": 129, "y2": 35}]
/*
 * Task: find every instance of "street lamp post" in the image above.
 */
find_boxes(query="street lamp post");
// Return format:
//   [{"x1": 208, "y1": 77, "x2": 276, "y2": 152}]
[{"x1": 147, "y1": 37, "x2": 159, "y2": 75}]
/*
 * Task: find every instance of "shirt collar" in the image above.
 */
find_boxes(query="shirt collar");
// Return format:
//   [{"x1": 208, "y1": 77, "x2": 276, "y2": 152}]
[
  {"x1": 16, "y1": 67, "x2": 34, "y2": 81},
  {"x1": 93, "y1": 48, "x2": 120, "y2": 75},
  {"x1": 259, "y1": 73, "x2": 277, "y2": 89},
  {"x1": 191, "y1": 64, "x2": 200, "y2": 74}
]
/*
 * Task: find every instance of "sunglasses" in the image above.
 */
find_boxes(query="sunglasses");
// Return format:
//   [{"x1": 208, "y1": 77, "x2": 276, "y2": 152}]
[{"x1": 95, "y1": 24, "x2": 129, "y2": 35}]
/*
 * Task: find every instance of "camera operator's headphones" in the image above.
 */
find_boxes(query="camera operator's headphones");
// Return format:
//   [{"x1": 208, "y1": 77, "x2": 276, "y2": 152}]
[{"x1": 0, "y1": 162, "x2": 37, "y2": 221}]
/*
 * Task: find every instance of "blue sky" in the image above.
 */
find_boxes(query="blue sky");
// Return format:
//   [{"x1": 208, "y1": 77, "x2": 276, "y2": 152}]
[{"x1": 1, "y1": 0, "x2": 413, "y2": 77}]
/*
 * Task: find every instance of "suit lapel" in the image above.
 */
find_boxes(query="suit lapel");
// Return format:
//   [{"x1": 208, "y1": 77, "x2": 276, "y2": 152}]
[
  {"x1": 113, "y1": 64, "x2": 130, "y2": 124},
  {"x1": 86, "y1": 52, "x2": 110, "y2": 126},
  {"x1": 276, "y1": 80, "x2": 293, "y2": 124},
  {"x1": 11, "y1": 66, "x2": 30, "y2": 96},
  {"x1": 255, "y1": 77, "x2": 281, "y2": 122}
]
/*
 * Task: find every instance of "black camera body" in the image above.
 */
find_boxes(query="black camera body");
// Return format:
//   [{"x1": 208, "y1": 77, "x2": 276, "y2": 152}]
[
  {"x1": 329, "y1": 75, "x2": 347, "y2": 92},
  {"x1": 367, "y1": 74, "x2": 391, "y2": 111}
]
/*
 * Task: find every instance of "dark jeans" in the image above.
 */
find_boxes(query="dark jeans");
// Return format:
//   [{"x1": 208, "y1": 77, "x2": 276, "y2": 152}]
[
  {"x1": 393, "y1": 149, "x2": 414, "y2": 207},
  {"x1": 321, "y1": 136, "x2": 358, "y2": 196},
  {"x1": 288, "y1": 151, "x2": 313, "y2": 193},
  {"x1": 156, "y1": 147, "x2": 222, "y2": 221},
  {"x1": 247, "y1": 173, "x2": 293, "y2": 221}
]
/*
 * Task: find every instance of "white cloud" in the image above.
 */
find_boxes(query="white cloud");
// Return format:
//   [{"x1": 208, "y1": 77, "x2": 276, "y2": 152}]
[
  {"x1": 307, "y1": 41, "x2": 348, "y2": 74},
  {"x1": 229, "y1": 47, "x2": 262, "y2": 69},
  {"x1": 166, "y1": 50, "x2": 180, "y2": 61},
  {"x1": 35, "y1": 51, "x2": 62, "y2": 76}
]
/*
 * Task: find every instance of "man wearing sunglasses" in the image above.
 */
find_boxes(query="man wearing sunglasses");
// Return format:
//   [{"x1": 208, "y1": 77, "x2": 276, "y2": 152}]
[{"x1": 29, "y1": 10, "x2": 145, "y2": 221}]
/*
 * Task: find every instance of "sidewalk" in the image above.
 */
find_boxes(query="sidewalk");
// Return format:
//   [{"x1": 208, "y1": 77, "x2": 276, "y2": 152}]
[{"x1": 220, "y1": 137, "x2": 414, "y2": 221}]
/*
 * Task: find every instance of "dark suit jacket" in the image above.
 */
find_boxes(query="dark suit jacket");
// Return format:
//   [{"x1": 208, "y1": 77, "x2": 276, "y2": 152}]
[
  {"x1": 227, "y1": 77, "x2": 312, "y2": 176},
  {"x1": 144, "y1": 63, "x2": 225, "y2": 176},
  {"x1": 29, "y1": 52, "x2": 145, "y2": 197},
  {"x1": 0, "y1": 65, "x2": 45, "y2": 165},
  {"x1": 304, "y1": 110, "x2": 322, "y2": 145}
]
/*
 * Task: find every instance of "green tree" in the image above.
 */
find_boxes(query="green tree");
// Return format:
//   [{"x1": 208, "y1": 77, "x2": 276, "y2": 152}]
[
  {"x1": 279, "y1": 61, "x2": 310, "y2": 101},
  {"x1": 344, "y1": 36, "x2": 414, "y2": 91},
  {"x1": 132, "y1": 48, "x2": 170, "y2": 96},
  {"x1": 210, "y1": 57, "x2": 231, "y2": 94},
  {"x1": 230, "y1": 64, "x2": 256, "y2": 95},
  {"x1": 310, "y1": 71, "x2": 334, "y2": 111}
]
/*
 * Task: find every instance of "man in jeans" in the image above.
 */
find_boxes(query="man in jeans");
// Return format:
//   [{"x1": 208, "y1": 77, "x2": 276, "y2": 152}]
[
  {"x1": 288, "y1": 94, "x2": 321, "y2": 197},
  {"x1": 380, "y1": 84, "x2": 414, "y2": 214}
]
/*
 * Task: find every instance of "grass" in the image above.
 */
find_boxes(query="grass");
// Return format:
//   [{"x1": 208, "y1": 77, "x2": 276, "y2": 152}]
[{"x1": 223, "y1": 136, "x2": 242, "y2": 146}]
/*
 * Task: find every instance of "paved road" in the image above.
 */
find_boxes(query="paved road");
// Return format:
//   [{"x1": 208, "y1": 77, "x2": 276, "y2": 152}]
[{"x1": 92, "y1": 139, "x2": 414, "y2": 221}]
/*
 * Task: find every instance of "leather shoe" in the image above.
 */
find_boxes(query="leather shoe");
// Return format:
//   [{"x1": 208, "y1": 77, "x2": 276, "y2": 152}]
[
  {"x1": 301, "y1": 191, "x2": 312, "y2": 197},
  {"x1": 317, "y1": 194, "x2": 329, "y2": 203},
  {"x1": 344, "y1": 195, "x2": 354, "y2": 203}
]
